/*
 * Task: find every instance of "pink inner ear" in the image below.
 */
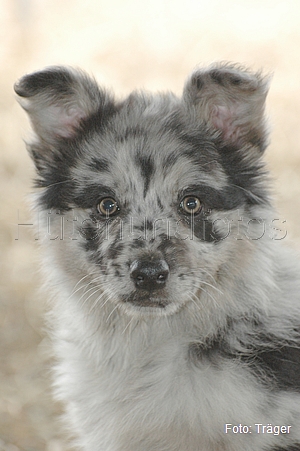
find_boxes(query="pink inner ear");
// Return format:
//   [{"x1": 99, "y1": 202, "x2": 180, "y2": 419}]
[
  {"x1": 57, "y1": 107, "x2": 85, "y2": 138},
  {"x1": 211, "y1": 105, "x2": 239, "y2": 142}
]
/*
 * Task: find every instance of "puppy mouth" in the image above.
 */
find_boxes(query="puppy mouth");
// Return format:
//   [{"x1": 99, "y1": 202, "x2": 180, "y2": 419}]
[{"x1": 122, "y1": 293, "x2": 170, "y2": 309}]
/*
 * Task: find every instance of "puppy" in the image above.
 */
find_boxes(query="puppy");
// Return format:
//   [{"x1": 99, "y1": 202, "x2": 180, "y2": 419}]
[{"x1": 15, "y1": 63, "x2": 300, "y2": 451}]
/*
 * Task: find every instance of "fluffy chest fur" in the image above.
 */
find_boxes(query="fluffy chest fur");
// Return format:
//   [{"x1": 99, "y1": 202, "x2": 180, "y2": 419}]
[
  {"x1": 15, "y1": 63, "x2": 300, "y2": 451},
  {"x1": 51, "y1": 275, "x2": 300, "y2": 451}
]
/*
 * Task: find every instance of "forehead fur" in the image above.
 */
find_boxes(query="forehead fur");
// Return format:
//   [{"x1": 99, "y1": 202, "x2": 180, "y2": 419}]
[{"x1": 71, "y1": 91, "x2": 228, "y2": 203}]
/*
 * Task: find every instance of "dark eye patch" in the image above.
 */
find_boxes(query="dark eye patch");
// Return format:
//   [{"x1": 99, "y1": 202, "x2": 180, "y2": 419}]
[
  {"x1": 177, "y1": 185, "x2": 247, "y2": 243},
  {"x1": 73, "y1": 184, "x2": 118, "y2": 209},
  {"x1": 179, "y1": 184, "x2": 246, "y2": 212}
]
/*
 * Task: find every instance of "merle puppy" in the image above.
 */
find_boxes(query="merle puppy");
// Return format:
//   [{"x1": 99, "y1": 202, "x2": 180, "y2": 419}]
[{"x1": 15, "y1": 63, "x2": 300, "y2": 451}]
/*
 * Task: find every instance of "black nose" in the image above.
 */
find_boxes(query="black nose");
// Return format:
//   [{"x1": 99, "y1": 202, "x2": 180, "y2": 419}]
[{"x1": 130, "y1": 259, "x2": 169, "y2": 291}]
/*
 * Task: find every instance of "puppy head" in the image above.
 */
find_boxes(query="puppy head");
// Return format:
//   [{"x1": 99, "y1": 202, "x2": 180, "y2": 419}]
[{"x1": 15, "y1": 64, "x2": 271, "y2": 317}]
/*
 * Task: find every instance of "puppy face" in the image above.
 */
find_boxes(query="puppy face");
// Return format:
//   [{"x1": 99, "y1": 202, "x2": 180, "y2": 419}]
[{"x1": 15, "y1": 64, "x2": 271, "y2": 316}]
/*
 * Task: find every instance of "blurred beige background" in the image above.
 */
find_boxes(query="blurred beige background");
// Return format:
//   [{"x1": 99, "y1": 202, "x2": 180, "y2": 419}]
[{"x1": 1, "y1": 0, "x2": 300, "y2": 449}]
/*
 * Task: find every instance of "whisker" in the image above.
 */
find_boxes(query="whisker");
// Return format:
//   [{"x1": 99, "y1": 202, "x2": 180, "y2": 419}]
[
  {"x1": 77, "y1": 277, "x2": 107, "y2": 304},
  {"x1": 122, "y1": 317, "x2": 135, "y2": 335},
  {"x1": 197, "y1": 286, "x2": 218, "y2": 307},
  {"x1": 228, "y1": 182, "x2": 264, "y2": 203},
  {"x1": 186, "y1": 271, "x2": 223, "y2": 295},
  {"x1": 197, "y1": 268, "x2": 218, "y2": 284},
  {"x1": 44, "y1": 178, "x2": 75, "y2": 189},
  {"x1": 197, "y1": 280, "x2": 223, "y2": 296},
  {"x1": 99, "y1": 290, "x2": 115, "y2": 310},
  {"x1": 186, "y1": 293, "x2": 201, "y2": 310},
  {"x1": 87, "y1": 288, "x2": 111, "y2": 314},
  {"x1": 81, "y1": 286, "x2": 104, "y2": 306},
  {"x1": 69, "y1": 278, "x2": 94, "y2": 301},
  {"x1": 106, "y1": 303, "x2": 119, "y2": 323},
  {"x1": 72, "y1": 274, "x2": 90, "y2": 293}
]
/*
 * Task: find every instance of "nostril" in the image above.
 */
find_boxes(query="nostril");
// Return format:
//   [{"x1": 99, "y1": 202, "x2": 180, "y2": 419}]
[
  {"x1": 136, "y1": 274, "x2": 144, "y2": 282},
  {"x1": 157, "y1": 271, "x2": 168, "y2": 282}
]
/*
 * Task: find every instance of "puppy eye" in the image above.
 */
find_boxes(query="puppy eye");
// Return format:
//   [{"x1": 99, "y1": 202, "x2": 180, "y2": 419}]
[
  {"x1": 97, "y1": 197, "x2": 120, "y2": 216},
  {"x1": 180, "y1": 196, "x2": 202, "y2": 215}
]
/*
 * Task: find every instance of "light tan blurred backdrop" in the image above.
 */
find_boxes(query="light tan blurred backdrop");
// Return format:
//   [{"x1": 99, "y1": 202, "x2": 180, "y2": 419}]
[{"x1": 1, "y1": 0, "x2": 300, "y2": 449}]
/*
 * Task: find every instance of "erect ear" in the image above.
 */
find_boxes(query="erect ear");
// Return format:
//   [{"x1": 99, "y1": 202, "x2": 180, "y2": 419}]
[
  {"x1": 183, "y1": 63, "x2": 271, "y2": 151},
  {"x1": 14, "y1": 66, "x2": 115, "y2": 145}
]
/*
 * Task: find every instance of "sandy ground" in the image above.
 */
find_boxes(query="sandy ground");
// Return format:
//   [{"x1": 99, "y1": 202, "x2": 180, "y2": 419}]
[{"x1": 1, "y1": 0, "x2": 300, "y2": 449}]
